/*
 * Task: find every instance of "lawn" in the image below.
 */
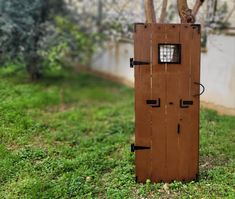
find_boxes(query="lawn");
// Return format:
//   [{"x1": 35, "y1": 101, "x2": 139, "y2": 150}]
[{"x1": 0, "y1": 68, "x2": 235, "y2": 198}]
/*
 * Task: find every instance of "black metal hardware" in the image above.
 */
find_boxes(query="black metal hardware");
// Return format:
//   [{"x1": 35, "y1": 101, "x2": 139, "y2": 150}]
[
  {"x1": 195, "y1": 174, "x2": 199, "y2": 182},
  {"x1": 135, "y1": 176, "x2": 138, "y2": 183},
  {"x1": 131, "y1": 144, "x2": 150, "y2": 152},
  {"x1": 193, "y1": 82, "x2": 205, "y2": 96},
  {"x1": 177, "y1": 124, "x2": 181, "y2": 134},
  {"x1": 180, "y1": 99, "x2": 193, "y2": 108},
  {"x1": 146, "y1": 100, "x2": 157, "y2": 104},
  {"x1": 146, "y1": 98, "x2": 160, "y2": 108},
  {"x1": 130, "y1": 58, "x2": 150, "y2": 68}
]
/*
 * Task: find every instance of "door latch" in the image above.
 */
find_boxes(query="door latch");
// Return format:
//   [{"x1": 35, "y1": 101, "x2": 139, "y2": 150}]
[
  {"x1": 177, "y1": 124, "x2": 181, "y2": 134},
  {"x1": 180, "y1": 99, "x2": 193, "y2": 108},
  {"x1": 146, "y1": 98, "x2": 161, "y2": 108}
]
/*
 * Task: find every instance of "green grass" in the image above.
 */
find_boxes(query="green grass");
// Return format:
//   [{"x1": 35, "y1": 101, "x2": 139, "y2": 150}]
[{"x1": 0, "y1": 68, "x2": 235, "y2": 198}]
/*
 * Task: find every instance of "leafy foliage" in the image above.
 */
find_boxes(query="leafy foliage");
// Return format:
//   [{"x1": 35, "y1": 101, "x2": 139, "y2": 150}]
[
  {"x1": 0, "y1": 0, "x2": 51, "y2": 57},
  {"x1": 54, "y1": 16, "x2": 103, "y2": 65},
  {"x1": 0, "y1": 0, "x2": 104, "y2": 79},
  {"x1": 0, "y1": 0, "x2": 68, "y2": 79}
]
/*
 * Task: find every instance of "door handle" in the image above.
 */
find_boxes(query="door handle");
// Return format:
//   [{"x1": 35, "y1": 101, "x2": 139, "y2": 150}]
[{"x1": 193, "y1": 82, "x2": 205, "y2": 96}]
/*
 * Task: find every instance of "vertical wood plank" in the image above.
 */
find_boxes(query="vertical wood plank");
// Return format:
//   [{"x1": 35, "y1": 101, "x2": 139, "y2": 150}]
[
  {"x1": 190, "y1": 25, "x2": 201, "y2": 179},
  {"x1": 165, "y1": 24, "x2": 181, "y2": 181},
  {"x1": 151, "y1": 24, "x2": 167, "y2": 182},
  {"x1": 134, "y1": 23, "x2": 152, "y2": 182},
  {"x1": 178, "y1": 24, "x2": 200, "y2": 181}
]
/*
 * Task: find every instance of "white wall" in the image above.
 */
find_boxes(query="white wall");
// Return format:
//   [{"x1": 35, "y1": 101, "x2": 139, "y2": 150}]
[
  {"x1": 201, "y1": 34, "x2": 235, "y2": 109},
  {"x1": 91, "y1": 42, "x2": 134, "y2": 83},
  {"x1": 91, "y1": 34, "x2": 235, "y2": 110}
]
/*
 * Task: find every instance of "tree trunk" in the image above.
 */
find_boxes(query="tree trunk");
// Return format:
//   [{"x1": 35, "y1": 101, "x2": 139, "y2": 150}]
[
  {"x1": 144, "y1": 0, "x2": 156, "y2": 23},
  {"x1": 159, "y1": 0, "x2": 168, "y2": 23},
  {"x1": 26, "y1": 53, "x2": 42, "y2": 81},
  {"x1": 97, "y1": 0, "x2": 103, "y2": 31},
  {"x1": 177, "y1": 0, "x2": 195, "y2": 23}
]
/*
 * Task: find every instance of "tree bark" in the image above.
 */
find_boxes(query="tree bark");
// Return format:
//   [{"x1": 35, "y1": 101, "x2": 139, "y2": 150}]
[
  {"x1": 177, "y1": 0, "x2": 195, "y2": 23},
  {"x1": 144, "y1": 0, "x2": 156, "y2": 23},
  {"x1": 97, "y1": 0, "x2": 103, "y2": 31},
  {"x1": 192, "y1": 0, "x2": 205, "y2": 17},
  {"x1": 159, "y1": 0, "x2": 168, "y2": 23}
]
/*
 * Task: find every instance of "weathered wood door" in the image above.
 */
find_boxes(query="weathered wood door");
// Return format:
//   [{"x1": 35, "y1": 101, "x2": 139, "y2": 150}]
[{"x1": 132, "y1": 23, "x2": 201, "y2": 183}]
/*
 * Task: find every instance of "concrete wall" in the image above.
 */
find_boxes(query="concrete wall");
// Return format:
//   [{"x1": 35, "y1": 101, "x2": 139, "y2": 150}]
[
  {"x1": 91, "y1": 34, "x2": 235, "y2": 111},
  {"x1": 91, "y1": 42, "x2": 134, "y2": 84},
  {"x1": 201, "y1": 35, "x2": 235, "y2": 109}
]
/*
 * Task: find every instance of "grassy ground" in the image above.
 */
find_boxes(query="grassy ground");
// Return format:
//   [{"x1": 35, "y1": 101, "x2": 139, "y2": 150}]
[{"x1": 0, "y1": 68, "x2": 235, "y2": 199}]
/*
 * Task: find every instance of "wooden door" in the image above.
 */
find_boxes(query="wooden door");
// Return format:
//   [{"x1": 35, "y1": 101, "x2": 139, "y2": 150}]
[{"x1": 133, "y1": 23, "x2": 201, "y2": 183}]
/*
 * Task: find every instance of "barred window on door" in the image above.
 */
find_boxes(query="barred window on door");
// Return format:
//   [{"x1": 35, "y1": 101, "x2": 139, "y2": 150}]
[{"x1": 158, "y1": 44, "x2": 181, "y2": 64}]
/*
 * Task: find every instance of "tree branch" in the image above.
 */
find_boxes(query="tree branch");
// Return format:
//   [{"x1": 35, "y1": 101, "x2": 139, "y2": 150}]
[
  {"x1": 223, "y1": 2, "x2": 235, "y2": 23},
  {"x1": 177, "y1": 0, "x2": 195, "y2": 23},
  {"x1": 144, "y1": 0, "x2": 156, "y2": 23},
  {"x1": 159, "y1": 0, "x2": 168, "y2": 23},
  {"x1": 192, "y1": 0, "x2": 205, "y2": 17}
]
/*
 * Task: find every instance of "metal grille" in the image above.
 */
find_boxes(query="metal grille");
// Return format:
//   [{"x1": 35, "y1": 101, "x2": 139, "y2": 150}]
[{"x1": 158, "y1": 44, "x2": 181, "y2": 64}]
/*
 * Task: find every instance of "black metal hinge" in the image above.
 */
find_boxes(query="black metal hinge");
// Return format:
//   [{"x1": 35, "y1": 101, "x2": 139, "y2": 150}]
[
  {"x1": 130, "y1": 58, "x2": 150, "y2": 68},
  {"x1": 131, "y1": 144, "x2": 150, "y2": 152},
  {"x1": 135, "y1": 176, "x2": 138, "y2": 183},
  {"x1": 146, "y1": 98, "x2": 160, "y2": 108},
  {"x1": 180, "y1": 99, "x2": 193, "y2": 108}
]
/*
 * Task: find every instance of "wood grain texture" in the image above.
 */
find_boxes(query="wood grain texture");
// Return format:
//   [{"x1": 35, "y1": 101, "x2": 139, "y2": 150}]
[
  {"x1": 134, "y1": 23, "x2": 152, "y2": 182},
  {"x1": 133, "y1": 23, "x2": 200, "y2": 183},
  {"x1": 151, "y1": 24, "x2": 166, "y2": 182}
]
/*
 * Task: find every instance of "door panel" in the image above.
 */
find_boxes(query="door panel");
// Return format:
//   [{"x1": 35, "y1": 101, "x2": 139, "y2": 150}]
[{"x1": 133, "y1": 23, "x2": 201, "y2": 183}]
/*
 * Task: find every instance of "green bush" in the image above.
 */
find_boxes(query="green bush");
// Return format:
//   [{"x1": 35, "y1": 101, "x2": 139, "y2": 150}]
[{"x1": 0, "y1": 1, "x2": 102, "y2": 79}]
